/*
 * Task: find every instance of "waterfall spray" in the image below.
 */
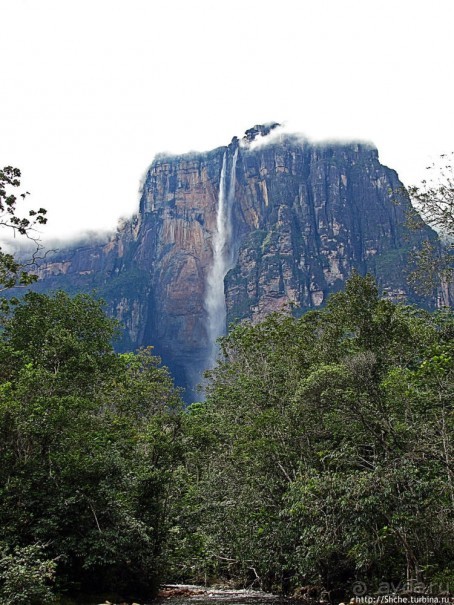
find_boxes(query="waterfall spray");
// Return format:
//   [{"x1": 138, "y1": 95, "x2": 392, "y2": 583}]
[{"x1": 205, "y1": 148, "x2": 238, "y2": 368}]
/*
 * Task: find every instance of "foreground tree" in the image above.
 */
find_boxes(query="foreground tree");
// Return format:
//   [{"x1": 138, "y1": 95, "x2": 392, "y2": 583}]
[
  {"x1": 408, "y1": 153, "x2": 454, "y2": 237},
  {"x1": 177, "y1": 274, "x2": 454, "y2": 595},
  {"x1": 0, "y1": 167, "x2": 47, "y2": 296},
  {"x1": 404, "y1": 154, "x2": 454, "y2": 302},
  {"x1": 0, "y1": 292, "x2": 184, "y2": 602}
]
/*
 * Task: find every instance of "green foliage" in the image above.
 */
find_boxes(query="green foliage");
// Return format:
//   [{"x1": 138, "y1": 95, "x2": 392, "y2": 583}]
[
  {"x1": 403, "y1": 154, "x2": 454, "y2": 299},
  {"x1": 0, "y1": 292, "x2": 184, "y2": 601},
  {"x1": 0, "y1": 291, "x2": 119, "y2": 392},
  {"x1": 1, "y1": 274, "x2": 452, "y2": 599},
  {"x1": 177, "y1": 273, "x2": 454, "y2": 594},
  {"x1": 0, "y1": 167, "x2": 47, "y2": 297},
  {"x1": 0, "y1": 544, "x2": 56, "y2": 605}
]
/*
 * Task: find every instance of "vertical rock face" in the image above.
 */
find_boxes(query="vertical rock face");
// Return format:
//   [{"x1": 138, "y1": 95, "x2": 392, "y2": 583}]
[
  {"x1": 225, "y1": 136, "x2": 416, "y2": 323},
  {"x1": 35, "y1": 127, "x2": 438, "y2": 400}
]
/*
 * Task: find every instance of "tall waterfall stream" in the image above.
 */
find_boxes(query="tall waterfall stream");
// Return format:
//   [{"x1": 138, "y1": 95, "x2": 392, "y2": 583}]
[{"x1": 204, "y1": 148, "x2": 239, "y2": 369}]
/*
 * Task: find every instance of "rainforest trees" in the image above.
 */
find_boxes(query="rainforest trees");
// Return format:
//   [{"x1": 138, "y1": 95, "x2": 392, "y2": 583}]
[
  {"x1": 0, "y1": 292, "x2": 184, "y2": 602},
  {"x1": 179, "y1": 274, "x2": 454, "y2": 594}
]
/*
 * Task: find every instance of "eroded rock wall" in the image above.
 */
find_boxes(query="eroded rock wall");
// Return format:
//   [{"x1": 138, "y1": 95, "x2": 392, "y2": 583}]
[{"x1": 34, "y1": 129, "x2": 437, "y2": 399}]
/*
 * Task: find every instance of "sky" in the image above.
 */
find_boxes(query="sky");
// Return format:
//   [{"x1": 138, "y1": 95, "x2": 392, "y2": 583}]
[{"x1": 1, "y1": 0, "x2": 454, "y2": 242}]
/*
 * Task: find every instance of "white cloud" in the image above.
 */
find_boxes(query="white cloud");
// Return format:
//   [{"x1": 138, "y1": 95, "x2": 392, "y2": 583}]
[{"x1": 0, "y1": 0, "x2": 453, "y2": 241}]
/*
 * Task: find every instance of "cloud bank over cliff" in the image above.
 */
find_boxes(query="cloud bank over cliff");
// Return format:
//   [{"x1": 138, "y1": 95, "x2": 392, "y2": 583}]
[{"x1": 1, "y1": 0, "x2": 453, "y2": 241}]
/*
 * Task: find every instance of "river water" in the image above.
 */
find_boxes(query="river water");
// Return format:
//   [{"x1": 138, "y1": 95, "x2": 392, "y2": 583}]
[
  {"x1": 156, "y1": 585, "x2": 295, "y2": 605},
  {"x1": 76, "y1": 585, "x2": 297, "y2": 605}
]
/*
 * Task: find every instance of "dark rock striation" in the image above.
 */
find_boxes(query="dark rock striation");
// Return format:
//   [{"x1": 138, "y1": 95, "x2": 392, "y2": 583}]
[{"x1": 33, "y1": 127, "x2": 439, "y2": 400}]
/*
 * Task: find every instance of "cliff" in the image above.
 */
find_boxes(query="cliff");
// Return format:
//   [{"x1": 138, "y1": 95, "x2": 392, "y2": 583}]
[{"x1": 33, "y1": 126, "x2": 438, "y2": 400}]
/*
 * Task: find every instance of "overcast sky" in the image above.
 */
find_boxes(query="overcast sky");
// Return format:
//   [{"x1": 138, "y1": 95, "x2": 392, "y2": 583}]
[{"x1": 1, "y1": 0, "x2": 453, "y2": 242}]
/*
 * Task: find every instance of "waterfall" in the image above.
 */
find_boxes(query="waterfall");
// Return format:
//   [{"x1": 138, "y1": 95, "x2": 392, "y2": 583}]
[{"x1": 205, "y1": 147, "x2": 238, "y2": 368}]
